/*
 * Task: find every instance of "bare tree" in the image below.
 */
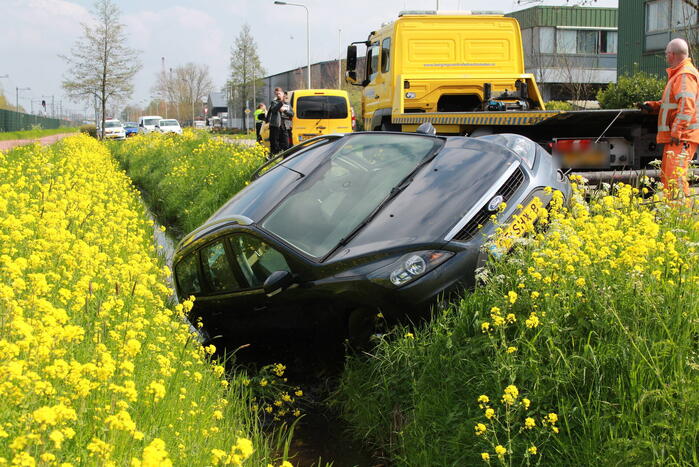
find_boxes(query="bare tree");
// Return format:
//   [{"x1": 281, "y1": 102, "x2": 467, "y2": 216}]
[
  {"x1": 61, "y1": 0, "x2": 141, "y2": 138},
  {"x1": 152, "y1": 63, "x2": 214, "y2": 125},
  {"x1": 229, "y1": 24, "x2": 265, "y2": 131}
]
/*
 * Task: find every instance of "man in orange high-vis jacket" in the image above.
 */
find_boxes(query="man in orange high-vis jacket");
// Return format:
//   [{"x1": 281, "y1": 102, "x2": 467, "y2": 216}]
[{"x1": 643, "y1": 38, "x2": 698, "y2": 197}]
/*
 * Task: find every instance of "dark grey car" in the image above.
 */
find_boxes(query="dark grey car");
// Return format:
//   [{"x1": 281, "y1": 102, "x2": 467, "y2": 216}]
[{"x1": 173, "y1": 131, "x2": 570, "y2": 347}]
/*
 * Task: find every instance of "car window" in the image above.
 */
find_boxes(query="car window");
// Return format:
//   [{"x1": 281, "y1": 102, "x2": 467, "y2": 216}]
[
  {"x1": 296, "y1": 96, "x2": 348, "y2": 119},
  {"x1": 381, "y1": 37, "x2": 391, "y2": 73},
  {"x1": 144, "y1": 118, "x2": 160, "y2": 125},
  {"x1": 200, "y1": 241, "x2": 240, "y2": 292},
  {"x1": 262, "y1": 133, "x2": 441, "y2": 258},
  {"x1": 367, "y1": 44, "x2": 380, "y2": 82},
  {"x1": 229, "y1": 234, "x2": 291, "y2": 288},
  {"x1": 175, "y1": 253, "x2": 201, "y2": 297}
]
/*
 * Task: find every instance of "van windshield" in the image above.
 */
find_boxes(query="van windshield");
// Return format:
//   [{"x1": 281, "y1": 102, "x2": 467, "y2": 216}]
[
  {"x1": 144, "y1": 118, "x2": 160, "y2": 126},
  {"x1": 296, "y1": 96, "x2": 348, "y2": 119},
  {"x1": 261, "y1": 133, "x2": 441, "y2": 258}
]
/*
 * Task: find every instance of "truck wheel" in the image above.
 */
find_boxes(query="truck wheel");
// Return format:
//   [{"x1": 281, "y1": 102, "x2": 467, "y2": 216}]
[{"x1": 469, "y1": 127, "x2": 493, "y2": 137}]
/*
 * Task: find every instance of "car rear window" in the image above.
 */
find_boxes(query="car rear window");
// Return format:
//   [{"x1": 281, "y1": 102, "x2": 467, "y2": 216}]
[
  {"x1": 175, "y1": 253, "x2": 201, "y2": 297},
  {"x1": 296, "y1": 96, "x2": 348, "y2": 119}
]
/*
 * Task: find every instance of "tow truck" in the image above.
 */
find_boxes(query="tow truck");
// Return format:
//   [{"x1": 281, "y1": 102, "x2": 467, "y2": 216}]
[{"x1": 345, "y1": 10, "x2": 660, "y2": 170}]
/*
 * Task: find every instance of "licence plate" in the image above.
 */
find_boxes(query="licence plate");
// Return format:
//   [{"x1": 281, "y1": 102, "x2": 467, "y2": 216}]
[{"x1": 495, "y1": 196, "x2": 544, "y2": 252}]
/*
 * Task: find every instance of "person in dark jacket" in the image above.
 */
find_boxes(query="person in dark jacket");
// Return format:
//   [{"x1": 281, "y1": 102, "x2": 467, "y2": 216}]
[
  {"x1": 281, "y1": 92, "x2": 293, "y2": 150},
  {"x1": 267, "y1": 87, "x2": 294, "y2": 154}
]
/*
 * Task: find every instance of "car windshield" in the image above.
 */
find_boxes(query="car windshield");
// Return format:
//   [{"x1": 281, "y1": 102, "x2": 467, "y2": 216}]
[
  {"x1": 144, "y1": 118, "x2": 160, "y2": 126},
  {"x1": 261, "y1": 133, "x2": 440, "y2": 258},
  {"x1": 104, "y1": 121, "x2": 121, "y2": 128},
  {"x1": 296, "y1": 96, "x2": 348, "y2": 119},
  {"x1": 160, "y1": 120, "x2": 178, "y2": 126}
]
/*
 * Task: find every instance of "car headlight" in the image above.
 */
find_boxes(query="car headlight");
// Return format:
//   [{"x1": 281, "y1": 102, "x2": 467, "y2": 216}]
[
  {"x1": 385, "y1": 250, "x2": 453, "y2": 286},
  {"x1": 476, "y1": 134, "x2": 538, "y2": 169}
]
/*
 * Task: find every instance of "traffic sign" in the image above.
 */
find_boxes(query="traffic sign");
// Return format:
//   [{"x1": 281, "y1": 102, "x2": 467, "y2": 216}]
[{"x1": 244, "y1": 108, "x2": 251, "y2": 114}]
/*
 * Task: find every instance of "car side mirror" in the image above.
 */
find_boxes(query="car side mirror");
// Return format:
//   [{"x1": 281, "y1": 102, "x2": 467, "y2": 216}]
[
  {"x1": 139, "y1": 123, "x2": 143, "y2": 127},
  {"x1": 263, "y1": 270, "x2": 294, "y2": 297}
]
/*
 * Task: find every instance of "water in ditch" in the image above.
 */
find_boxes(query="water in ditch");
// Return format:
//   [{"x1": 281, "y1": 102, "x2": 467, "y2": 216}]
[{"x1": 147, "y1": 211, "x2": 382, "y2": 467}]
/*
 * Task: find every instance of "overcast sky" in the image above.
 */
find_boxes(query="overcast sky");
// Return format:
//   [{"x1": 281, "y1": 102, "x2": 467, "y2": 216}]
[{"x1": 0, "y1": 0, "x2": 617, "y2": 116}]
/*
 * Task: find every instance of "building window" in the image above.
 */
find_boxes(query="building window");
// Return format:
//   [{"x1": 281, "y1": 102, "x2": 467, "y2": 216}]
[
  {"x1": 645, "y1": 0, "x2": 698, "y2": 51},
  {"x1": 540, "y1": 27, "x2": 555, "y2": 54},
  {"x1": 577, "y1": 30, "x2": 598, "y2": 54},
  {"x1": 556, "y1": 30, "x2": 577, "y2": 54},
  {"x1": 600, "y1": 31, "x2": 618, "y2": 54}
]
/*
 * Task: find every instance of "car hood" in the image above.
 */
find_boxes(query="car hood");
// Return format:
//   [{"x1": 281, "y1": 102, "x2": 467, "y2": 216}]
[{"x1": 329, "y1": 137, "x2": 521, "y2": 261}]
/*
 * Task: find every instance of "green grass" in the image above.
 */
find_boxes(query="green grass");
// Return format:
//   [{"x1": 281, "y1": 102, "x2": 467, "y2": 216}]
[
  {"x1": 0, "y1": 127, "x2": 78, "y2": 141},
  {"x1": 107, "y1": 130, "x2": 267, "y2": 236},
  {"x1": 333, "y1": 183, "x2": 699, "y2": 466}
]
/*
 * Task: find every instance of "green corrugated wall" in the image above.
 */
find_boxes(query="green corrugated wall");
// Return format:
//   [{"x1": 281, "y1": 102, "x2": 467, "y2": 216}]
[
  {"x1": 617, "y1": 0, "x2": 665, "y2": 77},
  {"x1": 506, "y1": 6, "x2": 617, "y2": 30}
]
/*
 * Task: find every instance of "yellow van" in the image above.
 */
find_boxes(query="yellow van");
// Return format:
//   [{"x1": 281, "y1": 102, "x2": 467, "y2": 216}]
[{"x1": 260, "y1": 89, "x2": 353, "y2": 148}]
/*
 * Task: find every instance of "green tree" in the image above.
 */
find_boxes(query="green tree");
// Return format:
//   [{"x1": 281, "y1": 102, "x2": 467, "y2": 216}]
[
  {"x1": 596, "y1": 72, "x2": 666, "y2": 109},
  {"x1": 60, "y1": 0, "x2": 141, "y2": 138},
  {"x1": 229, "y1": 24, "x2": 265, "y2": 131}
]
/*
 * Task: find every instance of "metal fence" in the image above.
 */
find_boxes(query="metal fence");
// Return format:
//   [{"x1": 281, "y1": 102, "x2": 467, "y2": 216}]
[{"x1": 0, "y1": 108, "x2": 65, "y2": 132}]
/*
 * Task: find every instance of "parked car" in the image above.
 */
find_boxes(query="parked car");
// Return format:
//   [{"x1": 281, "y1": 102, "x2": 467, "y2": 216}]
[
  {"x1": 138, "y1": 115, "x2": 163, "y2": 134},
  {"x1": 123, "y1": 122, "x2": 139, "y2": 137},
  {"x1": 102, "y1": 119, "x2": 126, "y2": 140},
  {"x1": 172, "y1": 128, "x2": 570, "y2": 349},
  {"x1": 157, "y1": 119, "x2": 183, "y2": 135}
]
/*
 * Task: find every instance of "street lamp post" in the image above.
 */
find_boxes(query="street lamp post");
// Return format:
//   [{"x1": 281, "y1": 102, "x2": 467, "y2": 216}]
[
  {"x1": 16, "y1": 87, "x2": 30, "y2": 112},
  {"x1": 274, "y1": 1, "x2": 311, "y2": 89}
]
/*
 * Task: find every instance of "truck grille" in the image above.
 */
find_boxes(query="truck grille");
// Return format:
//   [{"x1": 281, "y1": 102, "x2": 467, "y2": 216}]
[{"x1": 452, "y1": 167, "x2": 525, "y2": 242}]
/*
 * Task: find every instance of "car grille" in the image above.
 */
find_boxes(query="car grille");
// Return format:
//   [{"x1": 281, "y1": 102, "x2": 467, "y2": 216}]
[{"x1": 451, "y1": 167, "x2": 525, "y2": 242}]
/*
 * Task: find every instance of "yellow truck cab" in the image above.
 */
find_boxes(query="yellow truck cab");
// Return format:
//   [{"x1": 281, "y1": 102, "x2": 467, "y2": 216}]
[
  {"x1": 346, "y1": 10, "x2": 548, "y2": 134},
  {"x1": 260, "y1": 89, "x2": 353, "y2": 148}
]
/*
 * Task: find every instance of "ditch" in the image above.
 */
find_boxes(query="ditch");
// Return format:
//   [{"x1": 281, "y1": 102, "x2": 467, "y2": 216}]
[{"x1": 148, "y1": 209, "x2": 382, "y2": 467}]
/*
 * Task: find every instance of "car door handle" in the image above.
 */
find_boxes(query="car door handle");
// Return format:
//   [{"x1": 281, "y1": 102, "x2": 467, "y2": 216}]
[{"x1": 253, "y1": 305, "x2": 267, "y2": 312}]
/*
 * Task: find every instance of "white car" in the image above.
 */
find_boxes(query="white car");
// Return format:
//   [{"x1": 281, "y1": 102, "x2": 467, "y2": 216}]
[
  {"x1": 138, "y1": 115, "x2": 163, "y2": 134},
  {"x1": 103, "y1": 119, "x2": 126, "y2": 140},
  {"x1": 157, "y1": 119, "x2": 183, "y2": 135}
]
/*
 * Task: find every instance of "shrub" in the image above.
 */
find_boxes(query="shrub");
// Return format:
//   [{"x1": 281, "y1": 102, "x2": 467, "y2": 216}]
[
  {"x1": 596, "y1": 71, "x2": 666, "y2": 109},
  {"x1": 79, "y1": 123, "x2": 97, "y2": 138},
  {"x1": 545, "y1": 100, "x2": 573, "y2": 111}
]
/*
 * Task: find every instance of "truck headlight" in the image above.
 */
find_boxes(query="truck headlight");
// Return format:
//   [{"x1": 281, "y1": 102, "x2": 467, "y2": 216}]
[
  {"x1": 382, "y1": 250, "x2": 453, "y2": 286},
  {"x1": 405, "y1": 92, "x2": 416, "y2": 99}
]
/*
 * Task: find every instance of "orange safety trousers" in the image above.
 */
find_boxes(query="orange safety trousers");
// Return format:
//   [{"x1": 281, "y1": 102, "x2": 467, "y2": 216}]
[{"x1": 661, "y1": 142, "x2": 694, "y2": 197}]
